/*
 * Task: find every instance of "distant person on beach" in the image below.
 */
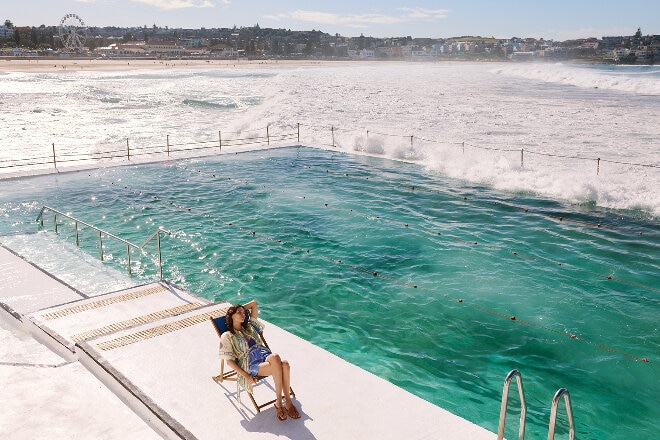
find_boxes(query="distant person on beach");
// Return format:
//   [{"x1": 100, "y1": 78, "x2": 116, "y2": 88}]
[{"x1": 216, "y1": 300, "x2": 300, "y2": 421}]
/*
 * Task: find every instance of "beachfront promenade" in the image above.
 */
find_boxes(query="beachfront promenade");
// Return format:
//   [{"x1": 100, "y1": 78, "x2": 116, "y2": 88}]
[{"x1": 0, "y1": 244, "x2": 496, "y2": 439}]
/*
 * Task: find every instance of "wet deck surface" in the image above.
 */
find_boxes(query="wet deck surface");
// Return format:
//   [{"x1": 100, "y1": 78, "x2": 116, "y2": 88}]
[{"x1": 0, "y1": 244, "x2": 495, "y2": 439}]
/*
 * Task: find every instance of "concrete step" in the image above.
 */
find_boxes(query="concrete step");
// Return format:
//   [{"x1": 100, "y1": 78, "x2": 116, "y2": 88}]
[{"x1": 27, "y1": 281, "x2": 208, "y2": 352}]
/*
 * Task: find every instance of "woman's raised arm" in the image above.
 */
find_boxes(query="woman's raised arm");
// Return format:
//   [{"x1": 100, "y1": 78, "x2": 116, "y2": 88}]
[{"x1": 243, "y1": 300, "x2": 259, "y2": 320}]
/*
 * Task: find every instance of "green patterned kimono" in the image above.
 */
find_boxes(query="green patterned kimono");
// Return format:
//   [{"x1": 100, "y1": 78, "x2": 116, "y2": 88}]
[{"x1": 218, "y1": 318, "x2": 265, "y2": 392}]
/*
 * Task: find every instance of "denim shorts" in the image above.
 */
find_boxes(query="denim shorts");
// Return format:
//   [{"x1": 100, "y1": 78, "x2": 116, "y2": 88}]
[{"x1": 248, "y1": 346, "x2": 271, "y2": 376}]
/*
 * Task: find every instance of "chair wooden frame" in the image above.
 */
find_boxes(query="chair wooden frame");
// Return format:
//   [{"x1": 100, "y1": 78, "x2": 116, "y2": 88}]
[{"x1": 210, "y1": 311, "x2": 294, "y2": 413}]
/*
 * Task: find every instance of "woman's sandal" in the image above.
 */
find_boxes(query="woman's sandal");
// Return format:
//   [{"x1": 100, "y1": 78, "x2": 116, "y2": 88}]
[
  {"x1": 286, "y1": 404, "x2": 300, "y2": 419},
  {"x1": 274, "y1": 404, "x2": 287, "y2": 421}
]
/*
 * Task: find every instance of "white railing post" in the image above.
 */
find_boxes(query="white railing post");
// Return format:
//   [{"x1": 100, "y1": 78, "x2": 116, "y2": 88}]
[
  {"x1": 547, "y1": 388, "x2": 575, "y2": 440},
  {"x1": 498, "y1": 369, "x2": 526, "y2": 440}
]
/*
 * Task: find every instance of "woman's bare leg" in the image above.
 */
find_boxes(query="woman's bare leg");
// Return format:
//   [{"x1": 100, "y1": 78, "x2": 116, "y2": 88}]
[
  {"x1": 258, "y1": 354, "x2": 284, "y2": 406},
  {"x1": 281, "y1": 360, "x2": 300, "y2": 418},
  {"x1": 282, "y1": 360, "x2": 292, "y2": 403},
  {"x1": 258, "y1": 354, "x2": 298, "y2": 418}
]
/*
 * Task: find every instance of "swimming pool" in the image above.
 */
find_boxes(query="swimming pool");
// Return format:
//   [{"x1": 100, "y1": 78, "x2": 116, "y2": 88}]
[{"x1": 1, "y1": 147, "x2": 658, "y2": 439}]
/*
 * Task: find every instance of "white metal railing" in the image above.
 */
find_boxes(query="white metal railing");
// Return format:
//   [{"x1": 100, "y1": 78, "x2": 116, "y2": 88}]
[
  {"x1": 498, "y1": 369, "x2": 527, "y2": 440},
  {"x1": 547, "y1": 388, "x2": 575, "y2": 440},
  {"x1": 498, "y1": 369, "x2": 576, "y2": 440},
  {"x1": 36, "y1": 205, "x2": 170, "y2": 280}
]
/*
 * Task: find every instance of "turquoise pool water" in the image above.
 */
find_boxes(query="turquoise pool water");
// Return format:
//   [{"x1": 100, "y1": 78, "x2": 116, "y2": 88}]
[{"x1": 1, "y1": 147, "x2": 658, "y2": 439}]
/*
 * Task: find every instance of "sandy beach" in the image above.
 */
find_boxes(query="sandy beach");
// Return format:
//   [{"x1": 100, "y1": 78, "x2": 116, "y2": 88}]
[{"x1": 0, "y1": 57, "x2": 368, "y2": 72}]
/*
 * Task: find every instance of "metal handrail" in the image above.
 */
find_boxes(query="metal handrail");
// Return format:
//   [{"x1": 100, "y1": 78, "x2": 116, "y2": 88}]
[
  {"x1": 36, "y1": 205, "x2": 171, "y2": 280},
  {"x1": 548, "y1": 388, "x2": 575, "y2": 440},
  {"x1": 497, "y1": 369, "x2": 527, "y2": 440}
]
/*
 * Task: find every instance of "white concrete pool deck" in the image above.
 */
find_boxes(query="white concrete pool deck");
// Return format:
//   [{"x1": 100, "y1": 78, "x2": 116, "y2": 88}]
[{"x1": 0, "y1": 244, "x2": 496, "y2": 440}]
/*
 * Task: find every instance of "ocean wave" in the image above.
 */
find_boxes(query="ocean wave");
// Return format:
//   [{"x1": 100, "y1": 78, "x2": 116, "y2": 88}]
[
  {"x1": 493, "y1": 63, "x2": 660, "y2": 95},
  {"x1": 1, "y1": 63, "x2": 657, "y2": 218},
  {"x1": 183, "y1": 96, "x2": 261, "y2": 110},
  {"x1": 306, "y1": 130, "x2": 660, "y2": 219}
]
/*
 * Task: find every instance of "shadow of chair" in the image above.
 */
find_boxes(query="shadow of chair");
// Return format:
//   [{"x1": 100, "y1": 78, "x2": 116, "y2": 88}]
[{"x1": 210, "y1": 310, "x2": 295, "y2": 413}]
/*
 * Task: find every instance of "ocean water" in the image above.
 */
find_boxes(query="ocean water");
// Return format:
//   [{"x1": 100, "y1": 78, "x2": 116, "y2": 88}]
[
  {"x1": 0, "y1": 62, "x2": 658, "y2": 439},
  {"x1": 1, "y1": 62, "x2": 658, "y2": 216}
]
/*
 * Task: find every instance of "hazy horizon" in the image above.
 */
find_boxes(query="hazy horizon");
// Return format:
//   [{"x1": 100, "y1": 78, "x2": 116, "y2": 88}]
[{"x1": 5, "y1": 0, "x2": 659, "y2": 41}]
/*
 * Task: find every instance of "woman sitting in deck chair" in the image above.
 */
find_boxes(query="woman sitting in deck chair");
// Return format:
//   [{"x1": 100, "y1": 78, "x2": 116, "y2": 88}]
[{"x1": 216, "y1": 300, "x2": 300, "y2": 421}]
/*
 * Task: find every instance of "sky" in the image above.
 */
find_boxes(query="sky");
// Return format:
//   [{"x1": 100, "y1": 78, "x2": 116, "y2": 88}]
[{"x1": 4, "y1": 0, "x2": 659, "y2": 40}]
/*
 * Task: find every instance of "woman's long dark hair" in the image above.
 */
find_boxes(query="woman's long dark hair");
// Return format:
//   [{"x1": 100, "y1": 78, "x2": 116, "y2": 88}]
[{"x1": 225, "y1": 305, "x2": 248, "y2": 334}]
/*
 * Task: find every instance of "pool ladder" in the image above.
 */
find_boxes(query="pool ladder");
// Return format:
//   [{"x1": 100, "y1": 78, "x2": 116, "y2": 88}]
[
  {"x1": 497, "y1": 369, "x2": 575, "y2": 440},
  {"x1": 36, "y1": 205, "x2": 171, "y2": 280}
]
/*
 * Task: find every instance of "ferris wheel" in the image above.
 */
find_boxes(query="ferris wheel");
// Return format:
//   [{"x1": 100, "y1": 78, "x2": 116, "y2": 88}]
[{"x1": 58, "y1": 13, "x2": 87, "y2": 52}]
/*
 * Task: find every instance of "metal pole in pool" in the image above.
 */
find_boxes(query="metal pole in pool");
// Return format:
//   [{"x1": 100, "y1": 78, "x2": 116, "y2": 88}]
[
  {"x1": 157, "y1": 230, "x2": 163, "y2": 280},
  {"x1": 99, "y1": 231, "x2": 104, "y2": 261},
  {"x1": 52, "y1": 143, "x2": 57, "y2": 168}
]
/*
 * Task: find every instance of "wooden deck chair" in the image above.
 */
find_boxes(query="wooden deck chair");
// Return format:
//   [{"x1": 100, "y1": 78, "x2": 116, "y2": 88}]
[{"x1": 210, "y1": 310, "x2": 294, "y2": 412}]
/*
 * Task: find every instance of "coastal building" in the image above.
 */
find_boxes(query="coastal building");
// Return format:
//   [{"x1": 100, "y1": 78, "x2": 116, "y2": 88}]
[
  {"x1": 0, "y1": 25, "x2": 13, "y2": 39},
  {"x1": 97, "y1": 42, "x2": 146, "y2": 57},
  {"x1": 209, "y1": 43, "x2": 238, "y2": 58},
  {"x1": 612, "y1": 48, "x2": 630, "y2": 61},
  {"x1": 359, "y1": 48, "x2": 375, "y2": 58},
  {"x1": 510, "y1": 51, "x2": 535, "y2": 61},
  {"x1": 579, "y1": 41, "x2": 599, "y2": 50},
  {"x1": 600, "y1": 36, "x2": 625, "y2": 49},
  {"x1": 179, "y1": 38, "x2": 206, "y2": 47},
  {"x1": 143, "y1": 41, "x2": 187, "y2": 57},
  {"x1": 635, "y1": 46, "x2": 650, "y2": 61}
]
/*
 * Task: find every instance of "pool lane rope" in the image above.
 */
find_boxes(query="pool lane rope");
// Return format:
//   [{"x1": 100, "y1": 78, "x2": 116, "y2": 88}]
[
  {"x1": 303, "y1": 162, "x2": 652, "y2": 236},
  {"x1": 88, "y1": 163, "x2": 660, "y2": 303},
  {"x1": 173, "y1": 164, "x2": 659, "y2": 294},
  {"x1": 79, "y1": 169, "x2": 655, "y2": 364}
]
